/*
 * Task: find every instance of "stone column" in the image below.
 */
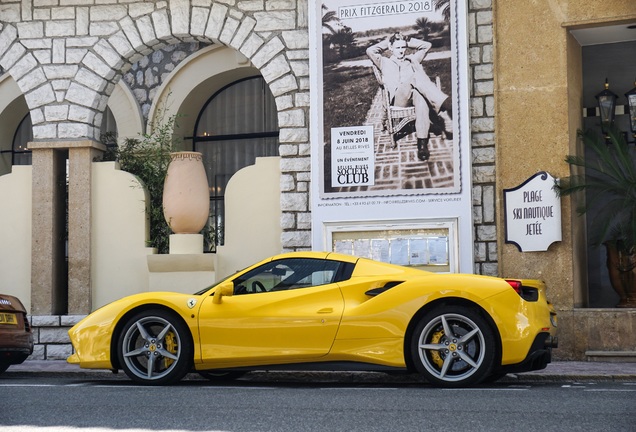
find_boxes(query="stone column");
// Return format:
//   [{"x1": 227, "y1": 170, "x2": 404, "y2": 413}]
[
  {"x1": 28, "y1": 144, "x2": 67, "y2": 315},
  {"x1": 67, "y1": 141, "x2": 106, "y2": 314},
  {"x1": 28, "y1": 140, "x2": 106, "y2": 315}
]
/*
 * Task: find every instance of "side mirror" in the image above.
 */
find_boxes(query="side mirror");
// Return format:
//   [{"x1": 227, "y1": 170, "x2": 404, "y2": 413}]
[{"x1": 213, "y1": 282, "x2": 234, "y2": 304}]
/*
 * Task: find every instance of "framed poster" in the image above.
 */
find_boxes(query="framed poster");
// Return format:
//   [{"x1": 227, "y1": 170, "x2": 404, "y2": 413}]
[
  {"x1": 310, "y1": 0, "x2": 475, "y2": 273},
  {"x1": 319, "y1": 0, "x2": 461, "y2": 198}
]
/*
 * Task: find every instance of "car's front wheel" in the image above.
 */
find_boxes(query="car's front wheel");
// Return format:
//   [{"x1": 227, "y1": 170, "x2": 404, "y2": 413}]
[
  {"x1": 117, "y1": 309, "x2": 192, "y2": 385},
  {"x1": 411, "y1": 305, "x2": 496, "y2": 388}
]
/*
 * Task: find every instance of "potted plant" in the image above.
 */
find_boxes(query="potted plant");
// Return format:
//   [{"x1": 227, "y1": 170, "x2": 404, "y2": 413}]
[
  {"x1": 555, "y1": 127, "x2": 636, "y2": 307},
  {"x1": 101, "y1": 110, "x2": 181, "y2": 254}
]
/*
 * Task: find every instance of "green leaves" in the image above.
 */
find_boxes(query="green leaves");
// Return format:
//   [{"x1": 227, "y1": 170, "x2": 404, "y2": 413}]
[
  {"x1": 102, "y1": 111, "x2": 182, "y2": 254},
  {"x1": 556, "y1": 128, "x2": 636, "y2": 251}
]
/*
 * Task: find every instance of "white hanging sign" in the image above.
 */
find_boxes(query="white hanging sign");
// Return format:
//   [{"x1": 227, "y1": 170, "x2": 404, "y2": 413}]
[{"x1": 504, "y1": 171, "x2": 562, "y2": 252}]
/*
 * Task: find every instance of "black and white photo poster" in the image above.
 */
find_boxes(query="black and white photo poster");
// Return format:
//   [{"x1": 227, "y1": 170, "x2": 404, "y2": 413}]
[
  {"x1": 320, "y1": 0, "x2": 460, "y2": 198},
  {"x1": 310, "y1": 0, "x2": 475, "y2": 273}
]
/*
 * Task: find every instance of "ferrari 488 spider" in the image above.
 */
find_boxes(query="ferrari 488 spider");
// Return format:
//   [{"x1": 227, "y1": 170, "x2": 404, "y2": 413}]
[{"x1": 68, "y1": 252, "x2": 558, "y2": 387}]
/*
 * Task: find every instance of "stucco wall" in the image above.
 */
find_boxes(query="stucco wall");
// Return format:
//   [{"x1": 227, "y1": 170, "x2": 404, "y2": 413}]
[
  {"x1": 215, "y1": 156, "x2": 282, "y2": 280},
  {"x1": 0, "y1": 165, "x2": 32, "y2": 310},
  {"x1": 91, "y1": 161, "x2": 151, "y2": 308},
  {"x1": 495, "y1": 0, "x2": 636, "y2": 299},
  {"x1": 494, "y1": 0, "x2": 636, "y2": 359}
]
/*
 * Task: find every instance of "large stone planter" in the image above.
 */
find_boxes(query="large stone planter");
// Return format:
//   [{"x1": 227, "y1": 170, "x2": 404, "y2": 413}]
[
  {"x1": 605, "y1": 241, "x2": 636, "y2": 308},
  {"x1": 162, "y1": 151, "x2": 209, "y2": 234}
]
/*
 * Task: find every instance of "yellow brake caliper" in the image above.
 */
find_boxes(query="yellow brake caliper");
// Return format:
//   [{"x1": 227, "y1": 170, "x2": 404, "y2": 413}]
[
  {"x1": 164, "y1": 331, "x2": 178, "y2": 368},
  {"x1": 429, "y1": 329, "x2": 445, "y2": 368}
]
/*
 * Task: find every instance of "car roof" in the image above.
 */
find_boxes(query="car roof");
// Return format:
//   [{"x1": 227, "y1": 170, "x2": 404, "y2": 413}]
[{"x1": 269, "y1": 251, "x2": 360, "y2": 264}]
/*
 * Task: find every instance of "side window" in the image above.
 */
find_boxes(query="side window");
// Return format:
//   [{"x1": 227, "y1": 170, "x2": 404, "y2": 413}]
[{"x1": 233, "y1": 258, "x2": 344, "y2": 295}]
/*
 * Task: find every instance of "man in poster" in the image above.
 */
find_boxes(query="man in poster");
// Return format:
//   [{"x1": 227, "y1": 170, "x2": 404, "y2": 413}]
[{"x1": 366, "y1": 32, "x2": 453, "y2": 161}]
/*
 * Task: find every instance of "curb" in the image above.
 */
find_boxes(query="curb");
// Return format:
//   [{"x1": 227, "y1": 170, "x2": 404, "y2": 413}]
[{"x1": 4, "y1": 361, "x2": 636, "y2": 384}]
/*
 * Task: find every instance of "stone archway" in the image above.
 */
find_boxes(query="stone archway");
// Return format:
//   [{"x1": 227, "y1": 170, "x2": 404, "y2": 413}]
[
  {"x1": 0, "y1": 2, "x2": 310, "y2": 314},
  {"x1": 0, "y1": 75, "x2": 29, "y2": 174},
  {"x1": 145, "y1": 44, "x2": 258, "y2": 143}
]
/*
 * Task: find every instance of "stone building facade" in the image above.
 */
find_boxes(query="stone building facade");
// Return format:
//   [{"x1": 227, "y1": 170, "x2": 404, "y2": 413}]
[
  {"x1": 0, "y1": 0, "x2": 634, "y2": 361},
  {"x1": 2, "y1": 0, "x2": 316, "y2": 313}
]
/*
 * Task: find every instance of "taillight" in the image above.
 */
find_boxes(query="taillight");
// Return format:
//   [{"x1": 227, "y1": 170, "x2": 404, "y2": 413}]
[
  {"x1": 506, "y1": 279, "x2": 522, "y2": 294},
  {"x1": 23, "y1": 314, "x2": 31, "y2": 332},
  {"x1": 505, "y1": 280, "x2": 539, "y2": 301}
]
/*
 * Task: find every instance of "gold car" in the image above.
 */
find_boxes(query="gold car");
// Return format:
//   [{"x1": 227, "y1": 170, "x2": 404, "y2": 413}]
[{"x1": 68, "y1": 252, "x2": 558, "y2": 387}]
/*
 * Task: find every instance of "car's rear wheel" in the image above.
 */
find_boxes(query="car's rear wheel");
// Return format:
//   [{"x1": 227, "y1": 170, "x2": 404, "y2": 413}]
[
  {"x1": 411, "y1": 305, "x2": 495, "y2": 388},
  {"x1": 117, "y1": 309, "x2": 192, "y2": 385}
]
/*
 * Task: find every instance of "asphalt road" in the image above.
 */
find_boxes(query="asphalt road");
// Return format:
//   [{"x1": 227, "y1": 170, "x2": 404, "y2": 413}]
[{"x1": 1, "y1": 375, "x2": 635, "y2": 432}]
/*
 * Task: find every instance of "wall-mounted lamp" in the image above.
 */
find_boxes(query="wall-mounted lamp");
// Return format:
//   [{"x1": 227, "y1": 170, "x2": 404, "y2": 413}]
[{"x1": 595, "y1": 78, "x2": 618, "y2": 137}]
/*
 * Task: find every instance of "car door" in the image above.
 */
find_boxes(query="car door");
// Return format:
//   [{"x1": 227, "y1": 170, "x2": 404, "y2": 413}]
[{"x1": 197, "y1": 258, "x2": 346, "y2": 366}]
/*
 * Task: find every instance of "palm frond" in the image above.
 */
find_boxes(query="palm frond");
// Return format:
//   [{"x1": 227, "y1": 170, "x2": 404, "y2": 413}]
[
  {"x1": 433, "y1": 0, "x2": 451, "y2": 21},
  {"x1": 556, "y1": 127, "x2": 636, "y2": 250}
]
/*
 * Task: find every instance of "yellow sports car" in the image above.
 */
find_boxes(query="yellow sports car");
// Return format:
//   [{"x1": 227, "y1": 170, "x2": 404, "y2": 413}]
[{"x1": 67, "y1": 251, "x2": 558, "y2": 387}]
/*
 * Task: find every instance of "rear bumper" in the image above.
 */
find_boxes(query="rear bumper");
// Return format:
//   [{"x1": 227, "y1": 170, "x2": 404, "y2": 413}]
[
  {"x1": 500, "y1": 332, "x2": 558, "y2": 374},
  {"x1": 0, "y1": 332, "x2": 34, "y2": 365}
]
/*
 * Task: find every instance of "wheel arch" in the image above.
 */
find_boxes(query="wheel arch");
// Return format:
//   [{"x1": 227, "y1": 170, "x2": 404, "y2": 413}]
[
  {"x1": 110, "y1": 304, "x2": 195, "y2": 371},
  {"x1": 403, "y1": 297, "x2": 502, "y2": 372}
]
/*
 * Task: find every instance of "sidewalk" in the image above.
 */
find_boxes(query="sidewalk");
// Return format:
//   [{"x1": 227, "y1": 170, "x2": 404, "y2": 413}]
[{"x1": 5, "y1": 360, "x2": 636, "y2": 383}]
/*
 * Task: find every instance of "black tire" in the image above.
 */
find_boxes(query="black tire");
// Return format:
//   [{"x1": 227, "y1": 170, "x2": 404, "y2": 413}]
[
  {"x1": 411, "y1": 305, "x2": 496, "y2": 388},
  {"x1": 198, "y1": 370, "x2": 246, "y2": 382},
  {"x1": 117, "y1": 309, "x2": 193, "y2": 385}
]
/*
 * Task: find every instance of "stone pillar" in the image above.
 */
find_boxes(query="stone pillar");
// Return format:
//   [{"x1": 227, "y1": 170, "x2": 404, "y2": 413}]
[
  {"x1": 67, "y1": 141, "x2": 106, "y2": 314},
  {"x1": 28, "y1": 140, "x2": 106, "y2": 316},
  {"x1": 28, "y1": 144, "x2": 67, "y2": 315}
]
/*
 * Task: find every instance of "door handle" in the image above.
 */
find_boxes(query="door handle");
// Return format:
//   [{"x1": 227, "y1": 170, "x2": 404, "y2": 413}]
[{"x1": 317, "y1": 308, "x2": 333, "y2": 314}]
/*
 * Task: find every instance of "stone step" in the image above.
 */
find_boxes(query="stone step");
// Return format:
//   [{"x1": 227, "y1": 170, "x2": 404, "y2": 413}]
[{"x1": 585, "y1": 351, "x2": 636, "y2": 363}]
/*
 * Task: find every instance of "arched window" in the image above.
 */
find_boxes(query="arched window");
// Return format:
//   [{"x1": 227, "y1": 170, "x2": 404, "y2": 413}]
[
  {"x1": 193, "y1": 76, "x2": 279, "y2": 248},
  {"x1": 100, "y1": 106, "x2": 118, "y2": 151},
  {"x1": 9, "y1": 108, "x2": 118, "y2": 166},
  {"x1": 12, "y1": 114, "x2": 32, "y2": 165}
]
